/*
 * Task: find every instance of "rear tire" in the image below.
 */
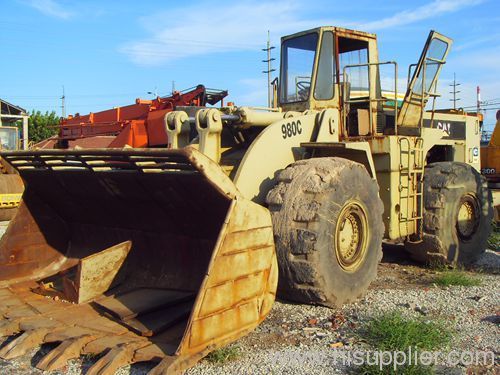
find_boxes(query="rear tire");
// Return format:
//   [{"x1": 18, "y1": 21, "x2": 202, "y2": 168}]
[
  {"x1": 405, "y1": 162, "x2": 492, "y2": 265},
  {"x1": 266, "y1": 157, "x2": 384, "y2": 307}
]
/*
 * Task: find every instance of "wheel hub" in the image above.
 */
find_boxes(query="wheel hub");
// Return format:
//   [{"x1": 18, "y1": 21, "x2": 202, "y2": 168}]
[
  {"x1": 335, "y1": 202, "x2": 368, "y2": 272},
  {"x1": 456, "y1": 194, "x2": 480, "y2": 241}
]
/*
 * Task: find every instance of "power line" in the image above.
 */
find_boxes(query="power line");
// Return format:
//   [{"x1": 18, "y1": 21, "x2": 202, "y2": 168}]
[
  {"x1": 459, "y1": 102, "x2": 500, "y2": 110},
  {"x1": 0, "y1": 22, "x2": 261, "y2": 50},
  {"x1": 479, "y1": 99, "x2": 500, "y2": 106},
  {"x1": 1, "y1": 93, "x2": 145, "y2": 99}
]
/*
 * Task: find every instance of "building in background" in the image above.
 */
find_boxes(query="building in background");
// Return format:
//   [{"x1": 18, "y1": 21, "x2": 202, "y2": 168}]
[{"x1": 0, "y1": 99, "x2": 29, "y2": 150}]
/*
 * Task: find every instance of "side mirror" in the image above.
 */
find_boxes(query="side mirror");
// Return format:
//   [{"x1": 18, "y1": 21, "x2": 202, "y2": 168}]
[{"x1": 271, "y1": 77, "x2": 279, "y2": 108}]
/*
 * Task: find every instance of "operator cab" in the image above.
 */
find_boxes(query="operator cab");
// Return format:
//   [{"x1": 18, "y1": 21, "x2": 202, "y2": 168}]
[
  {"x1": 278, "y1": 27, "x2": 452, "y2": 138},
  {"x1": 279, "y1": 27, "x2": 380, "y2": 137}
]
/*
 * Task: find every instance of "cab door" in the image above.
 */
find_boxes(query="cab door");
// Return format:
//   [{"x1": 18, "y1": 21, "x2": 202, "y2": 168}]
[{"x1": 397, "y1": 31, "x2": 453, "y2": 129}]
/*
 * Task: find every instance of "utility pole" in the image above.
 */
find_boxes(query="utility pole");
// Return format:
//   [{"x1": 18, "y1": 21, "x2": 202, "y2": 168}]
[
  {"x1": 449, "y1": 73, "x2": 460, "y2": 110},
  {"x1": 61, "y1": 86, "x2": 66, "y2": 118},
  {"x1": 262, "y1": 30, "x2": 275, "y2": 108},
  {"x1": 476, "y1": 86, "x2": 481, "y2": 115}
]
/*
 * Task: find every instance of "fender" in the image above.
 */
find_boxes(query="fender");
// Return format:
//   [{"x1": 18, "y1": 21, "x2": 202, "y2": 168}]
[
  {"x1": 234, "y1": 108, "x2": 382, "y2": 204},
  {"x1": 234, "y1": 112, "x2": 320, "y2": 203}
]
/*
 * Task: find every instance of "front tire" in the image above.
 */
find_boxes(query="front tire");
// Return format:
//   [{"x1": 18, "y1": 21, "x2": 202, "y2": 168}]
[
  {"x1": 266, "y1": 157, "x2": 384, "y2": 307},
  {"x1": 405, "y1": 162, "x2": 492, "y2": 265}
]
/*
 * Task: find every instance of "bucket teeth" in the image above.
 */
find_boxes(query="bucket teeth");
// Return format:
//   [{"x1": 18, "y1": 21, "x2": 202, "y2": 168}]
[
  {"x1": 148, "y1": 356, "x2": 178, "y2": 375},
  {"x1": 0, "y1": 289, "x2": 14, "y2": 299},
  {"x1": 0, "y1": 327, "x2": 51, "y2": 359},
  {"x1": 36, "y1": 334, "x2": 96, "y2": 371},
  {"x1": 3, "y1": 307, "x2": 37, "y2": 320},
  {"x1": 0, "y1": 320, "x2": 21, "y2": 338},
  {"x1": 43, "y1": 326, "x2": 99, "y2": 343},
  {"x1": 0, "y1": 315, "x2": 60, "y2": 341},
  {"x1": 19, "y1": 318, "x2": 57, "y2": 332},
  {"x1": 86, "y1": 341, "x2": 149, "y2": 375}
]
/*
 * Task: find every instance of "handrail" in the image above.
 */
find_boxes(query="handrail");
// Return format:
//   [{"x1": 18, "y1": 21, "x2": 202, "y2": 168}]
[{"x1": 342, "y1": 61, "x2": 398, "y2": 136}]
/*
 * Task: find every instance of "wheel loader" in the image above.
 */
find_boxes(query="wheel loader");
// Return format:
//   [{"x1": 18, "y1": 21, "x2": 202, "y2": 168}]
[{"x1": 0, "y1": 27, "x2": 492, "y2": 374}]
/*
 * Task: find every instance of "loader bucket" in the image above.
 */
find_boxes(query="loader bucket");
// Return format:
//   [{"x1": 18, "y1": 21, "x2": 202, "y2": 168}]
[{"x1": 0, "y1": 147, "x2": 277, "y2": 374}]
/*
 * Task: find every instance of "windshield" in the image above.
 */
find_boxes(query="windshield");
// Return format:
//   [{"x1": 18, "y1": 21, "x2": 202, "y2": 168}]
[
  {"x1": 280, "y1": 33, "x2": 318, "y2": 103},
  {"x1": 0, "y1": 127, "x2": 18, "y2": 150}
]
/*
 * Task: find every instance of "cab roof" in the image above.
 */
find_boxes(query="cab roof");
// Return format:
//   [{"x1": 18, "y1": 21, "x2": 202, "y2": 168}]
[{"x1": 281, "y1": 26, "x2": 377, "y2": 42}]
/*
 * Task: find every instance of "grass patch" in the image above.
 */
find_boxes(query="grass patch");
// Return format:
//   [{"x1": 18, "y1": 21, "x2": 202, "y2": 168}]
[
  {"x1": 363, "y1": 312, "x2": 452, "y2": 352},
  {"x1": 488, "y1": 221, "x2": 499, "y2": 251},
  {"x1": 433, "y1": 269, "x2": 481, "y2": 287},
  {"x1": 426, "y1": 259, "x2": 448, "y2": 272},
  {"x1": 358, "y1": 311, "x2": 453, "y2": 374},
  {"x1": 205, "y1": 345, "x2": 240, "y2": 364}
]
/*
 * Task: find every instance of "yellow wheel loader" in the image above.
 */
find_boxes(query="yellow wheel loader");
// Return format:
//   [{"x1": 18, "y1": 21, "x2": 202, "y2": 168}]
[{"x1": 0, "y1": 27, "x2": 492, "y2": 374}]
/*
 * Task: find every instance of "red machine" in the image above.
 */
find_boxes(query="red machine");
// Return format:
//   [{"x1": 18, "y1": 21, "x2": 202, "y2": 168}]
[{"x1": 38, "y1": 85, "x2": 228, "y2": 149}]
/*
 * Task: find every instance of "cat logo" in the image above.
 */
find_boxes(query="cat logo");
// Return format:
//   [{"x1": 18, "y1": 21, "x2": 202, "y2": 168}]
[{"x1": 436, "y1": 121, "x2": 451, "y2": 136}]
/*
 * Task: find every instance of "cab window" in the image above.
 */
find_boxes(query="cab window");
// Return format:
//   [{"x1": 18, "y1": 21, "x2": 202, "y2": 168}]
[
  {"x1": 338, "y1": 37, "x2": 369, "y2": 95},
  {"x1": 280, "y1": 33, "x2": 318, "y2": 103}
]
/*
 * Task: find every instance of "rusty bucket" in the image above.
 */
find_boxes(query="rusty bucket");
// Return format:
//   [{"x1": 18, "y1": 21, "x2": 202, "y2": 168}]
[{"x1": 0, "y1": 147, "x2": 277, "y2": 374}]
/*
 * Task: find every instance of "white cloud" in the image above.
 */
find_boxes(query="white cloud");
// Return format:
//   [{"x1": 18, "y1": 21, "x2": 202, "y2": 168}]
[
  {"x1": 120, "y1": 0, "x2": 485, "y2": 66},
  {"x1": 22, "y1": 0, "x2": 73, "y2": 19},
  {"x1": 119, "y1": 1, "x2": 333, "y2": 66},
  {"x1": 454, "y1": 33, "x2": 500, "y2": 52},
  {"x1": 359, "y1": 0, "x2": 484, "y2": 30}
]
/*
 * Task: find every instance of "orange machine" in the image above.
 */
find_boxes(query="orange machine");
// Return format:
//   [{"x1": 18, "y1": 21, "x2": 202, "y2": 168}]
[
  {"x1": 481, "y1": 110, "x2": 500, "y2": 183},
  {"x1": 481, "y1": 110, "x2": 500, "y2": 221},
  {"x1": 38, "y1": 85, "x2": 228, "y2": 149}
]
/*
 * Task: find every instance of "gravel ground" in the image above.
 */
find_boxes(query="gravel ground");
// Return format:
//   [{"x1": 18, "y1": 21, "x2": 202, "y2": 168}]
[
  {"x1": 0, "y1": 232, "x2": 498, "y2": 374},
  {"x1": 185, "y1": 247, "x2": 499, "y2": 375}
]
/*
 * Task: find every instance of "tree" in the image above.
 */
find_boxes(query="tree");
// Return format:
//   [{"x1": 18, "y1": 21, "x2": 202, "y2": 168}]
[{"x1": 27, "y1": 110, "x2": 60, "y2": 143}]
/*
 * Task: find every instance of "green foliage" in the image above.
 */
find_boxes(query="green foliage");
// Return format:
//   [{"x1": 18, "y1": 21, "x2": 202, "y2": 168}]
[
  {"x1": 488, "y1": 221, "x2": 499, "y2": 251},
  {"x1": 363, "y1": 312, "x2": 452, "y2": 351},
  {"x1": 205, "y1": 345, "x2": 241, "y2": 364},
  {"x1": 27, "y1": 110, "x2": 60, "y2": 143},
  {"x1": 358, "y1": 311, "x2": 453, "y2": 375},
  {"x1": 433, "y1": 270, "x2": 481, "y2": 287}
]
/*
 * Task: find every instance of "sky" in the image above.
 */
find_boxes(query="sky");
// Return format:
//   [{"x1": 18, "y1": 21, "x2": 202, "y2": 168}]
[{"x1": 0, "y1": 0, "x2": 498, "y2": 130}]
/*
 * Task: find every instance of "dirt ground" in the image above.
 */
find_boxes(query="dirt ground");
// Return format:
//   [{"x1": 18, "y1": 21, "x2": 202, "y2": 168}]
[{"x1": 0, "y1": 239, "x2": 498, "y2": 374}]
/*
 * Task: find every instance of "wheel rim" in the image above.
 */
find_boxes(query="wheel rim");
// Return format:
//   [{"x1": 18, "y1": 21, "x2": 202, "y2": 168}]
[
  {"x1": 456, "y1": 194, "x2": 480, "y2": 241},
  {"x1": 335, "y1": 202, "x2": 369, "y2": 272}
]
